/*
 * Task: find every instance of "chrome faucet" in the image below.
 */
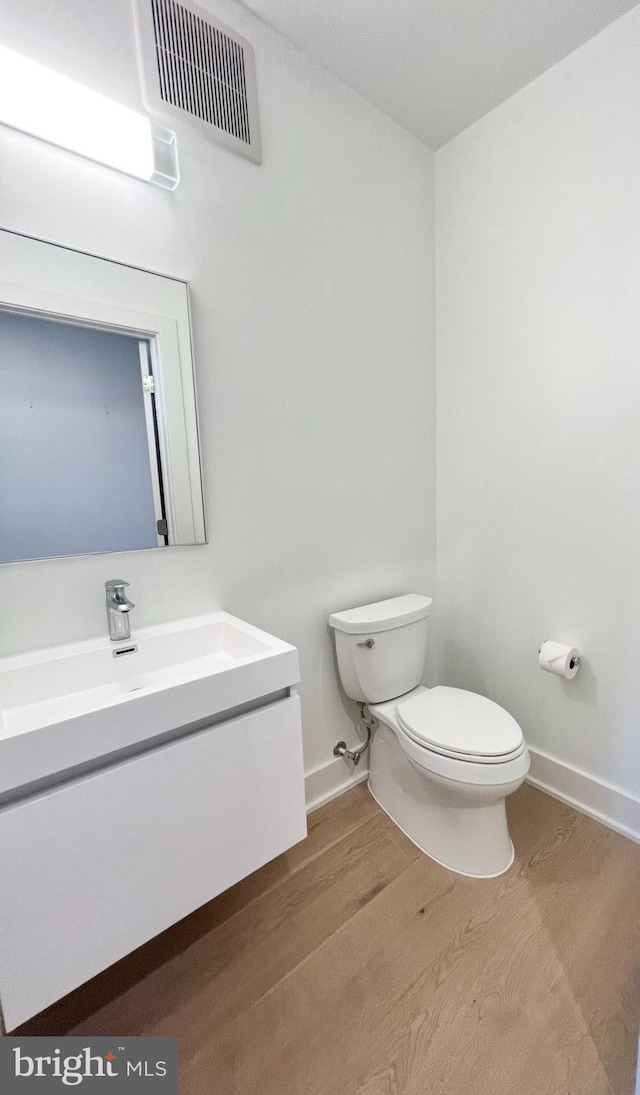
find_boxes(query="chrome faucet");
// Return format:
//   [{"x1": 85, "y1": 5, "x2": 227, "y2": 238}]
[{"x1": 105, "y1": 579, "x2": 135, "y2": 642}]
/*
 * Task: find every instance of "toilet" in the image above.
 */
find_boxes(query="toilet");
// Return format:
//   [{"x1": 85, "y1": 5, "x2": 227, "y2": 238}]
[{"x1": 329, "y1": 594, "x2": 529, "y2": 878}]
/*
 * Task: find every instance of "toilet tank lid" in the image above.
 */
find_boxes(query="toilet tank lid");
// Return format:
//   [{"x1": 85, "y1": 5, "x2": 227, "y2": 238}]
[{"x1": 329, "y1": 594, "x2": 432, "y2": 635}]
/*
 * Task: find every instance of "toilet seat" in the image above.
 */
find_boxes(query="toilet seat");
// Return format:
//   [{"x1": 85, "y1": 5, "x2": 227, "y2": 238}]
[
  {"x1": 369, "y1": 687, "x2": 530, "y2": 787},
  {"x1": 396, "y1": 686, "x2": 524, "y2": 764}
]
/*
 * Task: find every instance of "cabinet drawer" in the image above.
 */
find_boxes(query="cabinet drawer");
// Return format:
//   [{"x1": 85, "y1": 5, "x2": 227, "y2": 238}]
[{"x1": 0, "y1": 694, "x2": 305, "y2": 1030}]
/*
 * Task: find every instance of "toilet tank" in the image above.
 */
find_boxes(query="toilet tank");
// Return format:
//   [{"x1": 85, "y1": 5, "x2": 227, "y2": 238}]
[{"x1": 329, "y1": 594, "x2": 432, "y2": 704}]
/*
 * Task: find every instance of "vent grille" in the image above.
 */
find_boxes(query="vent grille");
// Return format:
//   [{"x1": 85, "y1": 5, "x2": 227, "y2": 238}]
[
  {"x1": 135, "y1": 0, "x2": 261, "y2": 163},
  {"x1": 150, "y1": 0, "x2": 250, "y2": 144}
]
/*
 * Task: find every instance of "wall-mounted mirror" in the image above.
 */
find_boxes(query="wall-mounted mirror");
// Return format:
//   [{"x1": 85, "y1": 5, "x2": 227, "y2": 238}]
[{"x1": 0, "y1": 229, "x2": 205, "y2": 563}]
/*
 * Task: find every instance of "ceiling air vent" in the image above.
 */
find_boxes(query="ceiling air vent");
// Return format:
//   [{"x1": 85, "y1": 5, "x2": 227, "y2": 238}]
[{"x1": 134, "y1": 0, "x2": 261, "y2": 163}]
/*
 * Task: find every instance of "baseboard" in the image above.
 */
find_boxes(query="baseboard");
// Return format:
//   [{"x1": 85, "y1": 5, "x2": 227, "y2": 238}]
[
  {"x1": 527, "y1": 746, "x2": 640, "y2": 845},
  {"x1": 305, "y1": 755, "x2": 369, "y2": 814},
  {"x1": 305, "y1": 746, "x2": 640, "y2": 840}
]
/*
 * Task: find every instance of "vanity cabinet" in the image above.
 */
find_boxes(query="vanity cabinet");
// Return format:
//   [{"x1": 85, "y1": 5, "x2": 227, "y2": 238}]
[{"x1": 0, "y1": 694, "x2": 305, "y2": 1030}]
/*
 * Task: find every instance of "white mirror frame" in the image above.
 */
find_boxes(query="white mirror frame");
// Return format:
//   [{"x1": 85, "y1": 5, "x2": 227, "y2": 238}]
[{"x1": 0, "y1": 228, "x2": 205, "y2": 550}]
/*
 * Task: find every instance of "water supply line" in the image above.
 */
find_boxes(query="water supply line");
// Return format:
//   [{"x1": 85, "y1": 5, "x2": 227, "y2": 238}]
[{"x1": 333, "y1": 702, "x2": 374, "y2": 766}]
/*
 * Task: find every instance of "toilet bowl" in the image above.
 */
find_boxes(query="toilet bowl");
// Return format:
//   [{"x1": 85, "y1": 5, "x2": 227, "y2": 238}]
[
  {"x1": 329, "y1": 594, "x2": 529, "y2": 878},
  {"x1": 369, "y1": 686, "x2": 529, "y2": 877}
]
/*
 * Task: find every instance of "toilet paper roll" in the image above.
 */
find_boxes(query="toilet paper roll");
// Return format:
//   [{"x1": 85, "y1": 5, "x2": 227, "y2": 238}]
[{"x1": 539, "y1": 640, "x2": 581, "y2": 680}]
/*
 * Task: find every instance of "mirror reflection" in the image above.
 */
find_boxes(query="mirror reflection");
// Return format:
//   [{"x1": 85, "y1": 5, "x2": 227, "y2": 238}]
[{"x1": 1, "y1": 311, "x2": 165, "y2": 562}]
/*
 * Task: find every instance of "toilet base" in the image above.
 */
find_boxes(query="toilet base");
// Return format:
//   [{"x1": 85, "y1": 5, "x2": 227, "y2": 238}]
[{"x1": 369, "y1": 721, "x2": 519, "y2": 878}]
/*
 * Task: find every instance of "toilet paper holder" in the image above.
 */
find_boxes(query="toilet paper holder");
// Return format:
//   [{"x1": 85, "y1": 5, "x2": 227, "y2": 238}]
[{"x1": 538, "y1": 640, "x2": 581, "y2": 677}]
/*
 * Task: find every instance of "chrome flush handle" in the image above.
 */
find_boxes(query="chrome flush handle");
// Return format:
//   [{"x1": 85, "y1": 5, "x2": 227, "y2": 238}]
[{"x1": 357, "y1": 638, "x2": 375, "y2": 648}]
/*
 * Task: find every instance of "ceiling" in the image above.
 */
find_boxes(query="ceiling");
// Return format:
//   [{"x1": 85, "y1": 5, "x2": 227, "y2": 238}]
[{"x1": 240, "y1": 0, "x2": 639, "y2": 147}]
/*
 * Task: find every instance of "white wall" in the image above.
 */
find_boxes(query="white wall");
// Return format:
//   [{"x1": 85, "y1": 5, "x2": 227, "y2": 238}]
[
  {"x1": 0, "y1": 0, "x2": 436, "y2": 779},
  {"x1": 436, "y1": 6, "x2": 640, "y2": 829}
]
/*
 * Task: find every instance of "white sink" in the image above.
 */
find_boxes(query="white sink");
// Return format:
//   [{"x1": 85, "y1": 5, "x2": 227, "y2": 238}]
[{"x1": 0, "y1": 612, "x2": 300, "y2": 796}]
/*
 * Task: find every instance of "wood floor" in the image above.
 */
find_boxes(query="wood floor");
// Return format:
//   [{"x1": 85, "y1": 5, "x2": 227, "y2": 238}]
[{"x1": 19, "y1": 783, "x2": 640, "y2": 1094}]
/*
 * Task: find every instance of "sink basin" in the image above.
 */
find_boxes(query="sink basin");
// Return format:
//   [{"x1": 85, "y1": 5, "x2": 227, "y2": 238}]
[{"x1": 0, "y1": 613, "x2": 299, "y2": 797}]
